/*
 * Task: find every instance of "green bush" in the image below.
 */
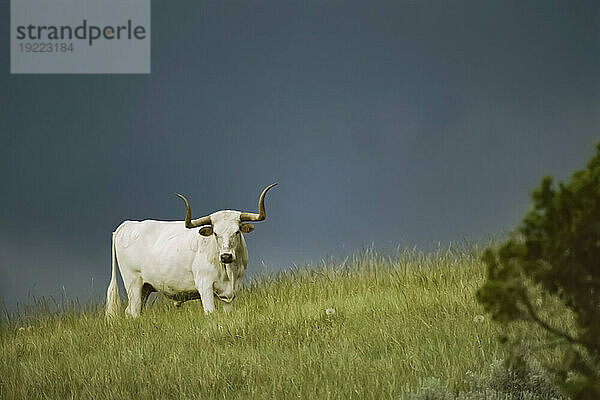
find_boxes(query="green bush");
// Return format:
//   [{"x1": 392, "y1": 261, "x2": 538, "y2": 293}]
[
  {"x1": 460, "y1": 351, "x2": 565, "y2": 400},
  {"x1": 404, "y1": 378, "x2": 455, "y2": 400},
  {"x1": 405, "y1": 351, "x2": 565, "y2": 400},
  {"x1": 477, "y1": 143, "x2": 600, "y2": 399}
]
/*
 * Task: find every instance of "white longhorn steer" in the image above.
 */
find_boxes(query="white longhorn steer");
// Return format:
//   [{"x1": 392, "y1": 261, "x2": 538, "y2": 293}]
[{"x1": 105, "y1": 183, "x2": 277, "y2": 318}]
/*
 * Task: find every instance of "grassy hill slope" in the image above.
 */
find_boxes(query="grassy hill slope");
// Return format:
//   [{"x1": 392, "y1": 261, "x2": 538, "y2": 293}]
[{"x1": 0, "y1": 248, "x2": 561, "y2": 399}]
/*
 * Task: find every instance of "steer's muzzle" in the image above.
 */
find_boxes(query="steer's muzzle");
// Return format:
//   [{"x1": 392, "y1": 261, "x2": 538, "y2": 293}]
[{"x1": 220, "y1": 253, "x2": 233, "y2": 264}]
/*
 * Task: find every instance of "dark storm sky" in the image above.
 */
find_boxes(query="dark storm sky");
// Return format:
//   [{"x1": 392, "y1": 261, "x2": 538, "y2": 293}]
[{"x1": 1, "y1": 1, "x2": 598, "y2": 309}]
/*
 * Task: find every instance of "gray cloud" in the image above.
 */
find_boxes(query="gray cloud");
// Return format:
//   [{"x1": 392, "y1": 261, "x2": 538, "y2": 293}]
[{"x1": 1, "y1": 0, "x2": 598, "y2": 309}]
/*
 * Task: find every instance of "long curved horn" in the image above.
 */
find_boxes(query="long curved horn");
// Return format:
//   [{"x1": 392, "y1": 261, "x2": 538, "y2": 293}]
[
  {"x1": 240, "y1": 183, "x2": 278, "y2": 222},
  {"x1": 175, "y1": 193, "x2": 212, "y2": 228}
]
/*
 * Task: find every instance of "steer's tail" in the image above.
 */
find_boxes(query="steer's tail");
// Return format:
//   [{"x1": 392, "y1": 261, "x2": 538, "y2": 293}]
[{"x1": 105, "y1": 232, "x2": 120, "y2": 318}]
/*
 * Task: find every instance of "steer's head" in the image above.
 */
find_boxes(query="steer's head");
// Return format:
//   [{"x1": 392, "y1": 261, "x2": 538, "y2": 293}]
[{"x1": 175, "y1": 183, "x2": 277, "y2": 267}]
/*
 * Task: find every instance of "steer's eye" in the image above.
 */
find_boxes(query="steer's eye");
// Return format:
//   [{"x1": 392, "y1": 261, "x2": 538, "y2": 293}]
[{"x1": 235, "y1": 231, "x2": 240, "y2": 235}]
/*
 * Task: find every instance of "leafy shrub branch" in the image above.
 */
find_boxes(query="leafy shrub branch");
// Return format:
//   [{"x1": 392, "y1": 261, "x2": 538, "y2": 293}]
[{"x1": 478, "y1": 143, "x2": 600, "y2": 399}]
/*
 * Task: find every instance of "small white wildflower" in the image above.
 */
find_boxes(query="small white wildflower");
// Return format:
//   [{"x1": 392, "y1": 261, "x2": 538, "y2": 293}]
[
  {"x1": 18, "y1": 327, "x2": 25, "y2": 332},
  {"x1": 473, "y1": 314, "x2": 485, "y2": 323},
  {"x1": 325, "y1": 308, "x2": 336, "y2": 316}
]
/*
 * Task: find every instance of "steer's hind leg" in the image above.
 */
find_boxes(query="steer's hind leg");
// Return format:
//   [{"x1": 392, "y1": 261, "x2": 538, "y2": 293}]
[
  {"x1": 124, "y1": 277, "x2": 144, "y2": 318},
  {"x1": 140, "y1": 283, "x2": 155, "y2": 313}
]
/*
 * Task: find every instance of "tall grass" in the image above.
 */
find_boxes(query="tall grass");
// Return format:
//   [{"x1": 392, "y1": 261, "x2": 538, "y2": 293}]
[{"x1": 0, "y1": 246, "x2": 565, "y2": 399}]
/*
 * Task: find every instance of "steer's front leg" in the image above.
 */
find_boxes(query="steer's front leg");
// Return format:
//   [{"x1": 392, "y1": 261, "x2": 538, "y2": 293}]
[
  {"x1": 197, "y1": 279, "x2": 215, "y2": 314},
  {"x1": 222, "y1": 301, "x2": 233, "y2": 313}
]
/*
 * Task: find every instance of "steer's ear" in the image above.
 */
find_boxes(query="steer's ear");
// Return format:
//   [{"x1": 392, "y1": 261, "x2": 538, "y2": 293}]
[
  {"x1": 240, "y1": 223, "x2": 255, "y2": 234},
  {"x1": 199, "y1": 225, "x2": 213, "y2": 236}
]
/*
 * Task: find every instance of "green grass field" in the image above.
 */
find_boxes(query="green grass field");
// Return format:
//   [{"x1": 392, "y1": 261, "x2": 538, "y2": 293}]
[{"x1": 0, "y1": 247, "x2": 564, "y2": 399}]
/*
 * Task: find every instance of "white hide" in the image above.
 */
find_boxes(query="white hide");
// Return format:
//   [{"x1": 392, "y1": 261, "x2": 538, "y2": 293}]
[{"x1": 105, "y1": 210, "x2": 249, "y2": 318}]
